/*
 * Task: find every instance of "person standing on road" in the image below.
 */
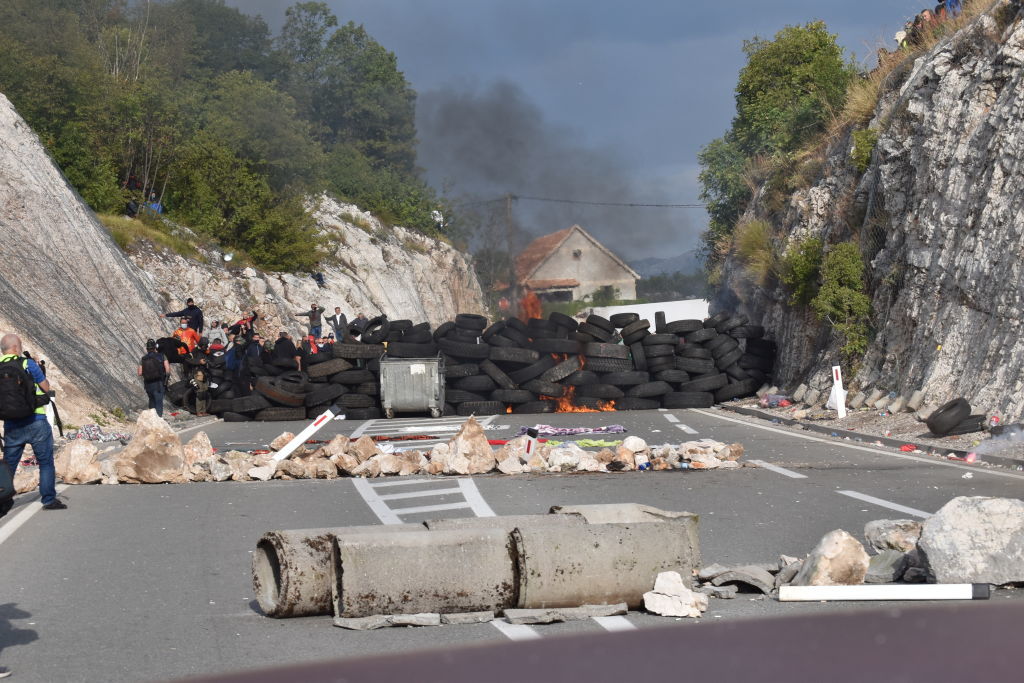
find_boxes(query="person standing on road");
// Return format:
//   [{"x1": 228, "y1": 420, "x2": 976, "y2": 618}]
[
  {"x1": 0, "y1": 334, "x2": 64, "y2": 510},
  {"x1": 137, "y1": 339, "x2": 170, "y2": 417}
]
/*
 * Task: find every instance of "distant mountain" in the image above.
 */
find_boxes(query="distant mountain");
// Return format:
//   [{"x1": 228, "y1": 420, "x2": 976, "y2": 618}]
[{"x1": 630, "y1": 250, "x2": 701, "y2": 277}]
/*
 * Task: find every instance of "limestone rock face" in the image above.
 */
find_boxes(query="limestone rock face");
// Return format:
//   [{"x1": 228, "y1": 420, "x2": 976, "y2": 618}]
[
  {"x1": 791, "y1": 529, "x2": 870, "y2": 586},
  {"x1": 918, "y1": 496, "x2": 1024, "y2": 585},
  {"x1": 55, "y1": 441, "x2": 102, "y2": 485},
  {"x1": 115, "y1": 410, "x2": 188, "y2": 484},
  {"x1": 712, "y1": 11, "x2": 1024, "y2": 420}
]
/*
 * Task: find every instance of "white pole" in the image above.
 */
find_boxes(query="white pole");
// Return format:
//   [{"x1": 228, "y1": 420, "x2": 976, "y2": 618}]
[
  {"x1": 778, "y1": 583, "x2": 989, "y2": 602},
  {"x1": 271, "y1": 404, "x2": 342, "y2": 462},
  {"x1": 832, "y1": 365, "x2": 847, "y2": 418}
]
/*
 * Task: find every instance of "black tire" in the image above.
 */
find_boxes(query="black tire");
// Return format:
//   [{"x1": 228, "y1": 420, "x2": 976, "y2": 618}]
[
  {"x1": 655, "y1": 369, "x2": 690, "y2": 383},
  {"x1": 488, "y1": 346, "x2": 541, "y2": 365},
  {"x1": 486, "y1": 334, "x2": 517, "y2": 348},
  {"x1": 254, "y1": 406, "x2": 307, "y2": 421},
  {"x1": 574, "y1": 396, "x2": 611, "y2": 410},
  {"x1": 528, "y1": 338, "x2": 582, "y2": 355},
  {"x1": 676, "y1": 357, "x2": 717, "y2": 374},
  {"x1": 387, "y1": 341, "x2": 439, "y2": 358},
  {"x1": 255, "y1": 377, "x2": 306, "y2": 407},
  {"x1": 577, "y1": 383, "x2": 625, "y2": 399},
  {"x1": 678, "y1": 374, "x2": 728, "y2": 393},
  {"x1": 584, "y1": 342, "x2": 630, "y2": 359},
  {"x1": 710, "y1": 338, "x2": 740, "y2": 358},
  {"x1": 433, "y1": 321, "x2": 456, "y2": 341},
  {"x1": 500, "y1": 327, "x2": 530, "y2": 346},
  {"x1": 526, "y1": 317, "x2": 558, "y2": 332},
  {"x1": 943, "y1": 414, "x2": 988, "y2": 436},
  {"x1": 704, "y1": 312, "x2": 729, "y2": 329},
  {"x1": 271, "y1": 357, "x2": 299, "y2": 370},
  {"x1": 563, "y1": 370, "x2": 599, "y2": 386},
  {"x1": 704, "y1": 333, "x2": 731, "y2": 351},
  {"x1": 455, "y1": 313, "x2": 488, "y2": 331},
  {"x1": 585, "y1": 314, "x2": 615, "y2": 333},
  {"x1": 540, "y1": 356, "x2": 582, "y2": 382},
  {"x1": 445, "y1": 389, "x2": 487, "y2": 404},
  {"x1": 398, "y1": 329, "x2": 433, "y2": 344},
  {"x1": 230, "y1": 394, "x2": 271, "y2": 414},
  {"x1": 522, "y1": 379, "x2": 565, "y2": 398},
  {"x1": 626, "y1": 381, "x2": 672, "y2": 398},
  {"x1": 491, "y1": 389, "x2": 536, "y2": 404},
  {"x1": 724, "y1": 364, "x2": 751, "y2": 381},
  {"x1": 457, "y1": 401, "x2": 505, "y2": 416},
  {"x1": 715, "y1": 347, "x2": 744, "y2": 369},
  {"x1": 505, "y1": 317, "x2": 528, "y2": 333},
  {"x1": 571, "y1": 332, "x2": 595, "y2": 343},
  {"x1": 686, "y1": 328, "x2": 717, "y2": 343},
  {"x1": 654, "y1": 311, "x2": 667, "y2": 333},
  {"x1": 630, "y1": 342, "x2": 647, "y2": 371},
  {"x1": 445, "y1": 363, "x2": 480, "y2": 379},
  {"x1": 390, "y1": 319, "x2": 414, "y2": 332},
  {"x1": 304, "y1": 383, "x2": 347, "y2": 407},
  {"x1": 333, "y1": 343, "x2": 385, "y2": 360},
  {"x1": 663, "y1": 392, "x2": 715, "y2": 409},
  {"x1": 609, "y1": 312, "x2": 640, "y2": 328},
  {"x1": 355, "y1": 382, "x2": 380, "y2": 396},
  {"x1": 642, "y1": 333, "x2": 678, "y2": 346},
  {"x1": 601, "y1": 371, "x2": 650, "y2": 386},
  {"x1": 453, "y1": 375, "x2": 498, "y2": 392},
  {"x1": 738, "y1": 354, "x2": 774, "y2": 372},
  {"x1": 622, "y1": 330, "x2": 650, "y2": 346},
  {"x1": 437, "y1": 338, "x2": 492, "y2": 360},
  {"x1": 620, "y1": 319, "x2": 651, "y2": 339},
  {"x1": 730, "y1": 325, "x2": 765, "y2": 339},
  {"x1": 222, "y1": 411, "x2": 252, "y2": 422},
  {"x1": 513, "y1": 400, "x2": 556, "y2": 414},
  {"x1": 646, "y1": 356, "x2": 676, "y2": 372},
  {"x1": 345, "y1": 407, "x2": 382, "y2": 420},
  {"x1": 614, "y1": 397, "x2": 661, "y2": 411},
  {"x1": 208, "y1": 398, "x2": 233, "y2": 415},
  {"x1": 716, "y1": 314, "x2": 748, "y2": 334},
  {"x1": 507, "y1": 356, "x2": 556, "y2": 384},
  {"x1": 340, "y1": 393, "x2": 376, "y2": 409},
  {"x1": 583, "y1": 357, "x2": 633, "y2": 373},
  {"x1": 306, "y1": 358, "x2": 354, "y2": 378},
  {"x1": 480, "y1": 359, "x2": 517, "y2": 389},
  {"x1": 747, "y1": 369, "x2": 769, "y2": 385},
  {"x1": 665, "y1": 320, "x2": 703, "y2": 334},
  {"x1": 385, "y1": 331, "x2": 404, "y2": 343},
  {"x1": 446, "y1": 329, "x2": 480, "y2": 344},
  {"x1": 644, "y1": 344, "x2": 676, "y2": 358},
  {"x1": 679, "y1": 345, "x2": 713, "y2": 359},
  {"x1": 481, "y1": 320, "x2": 506, "y2": 340},
  {"x1": 361, "y1": 316, "x2": 391, "y2": 344},
  {"x1": 305, "y1": 351, "x2": 333, "y2": 366},
  {"x1": 926, "y1": 398, "x2": 972, "y2": 436},
  {"x1": 330, "y1": 369, "x2": 376, "y2": 385},
  {"x1": 745, "y1": 338, "x2": 778, "y2": 357},
  {"x1": 548, "y1": 312, "x2": 578, "y2": 331},
  {"x1": 577, "y1": 322, "x2": 612, "y2": 342},
  {"x1": 713, "y1": 378, "x2": 759, "y2": 402}
]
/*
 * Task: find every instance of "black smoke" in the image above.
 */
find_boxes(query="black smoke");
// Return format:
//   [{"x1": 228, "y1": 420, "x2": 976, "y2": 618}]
[{"x1": 416, "y1": 81, "x2": 697, "y2": 261}]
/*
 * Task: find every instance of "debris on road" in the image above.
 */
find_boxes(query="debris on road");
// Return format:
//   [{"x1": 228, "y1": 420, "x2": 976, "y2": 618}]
[
  {"x1": 864, "y1": 519, "x2": 922, "y2": 554},
  {"x1": 643, "y1": 571, "x2": 708, "y2": 618},
  {"x1": 917, "y1": 496, "x2": 1024, "y2": 585},
  {"x1": 504, "y1": 604, "x2": 627, "y2": 625},
  {"x1": 790, "y1": 530, "x2": 870, "y2": 587}
]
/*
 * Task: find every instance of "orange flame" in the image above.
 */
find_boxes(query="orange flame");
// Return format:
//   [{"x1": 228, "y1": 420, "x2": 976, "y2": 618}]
[
  {"x1": 518, "y1": 290, "x2": 542, "y2": 321},
  {"x1": 542, "y1": 385, "x2": 617, "y2": 413}
]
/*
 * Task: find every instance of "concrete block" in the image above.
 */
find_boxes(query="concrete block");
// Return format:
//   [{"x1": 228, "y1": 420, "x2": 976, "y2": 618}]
[
  {"x1": 440, "y1": 611, "x2": 495, "y2": 625},
  {"x1": 792, "y1": 384, "x2": 808, "y2": 402},
  {"x1": 803, "y1": 388, "x2": 821, "y2": 406},
  {"x1": 332, "y1": 615, "x2": 390, "y2": 630},
  {"x1": 332, "y1": 528, "x2": 516, "y2": 618},
  {"x1": 755, "y1": 384, "x2": 771, "y2": 398},
  {"x1": 424, "y1": 514, "x2": 585, "y2": 534},
  {"x1": 766, "y1": 386, "x2": 780, "y2": 396},
  {"x1": 849, "y1": 391, "x2": 867, "y2": 409},
  {"x1": 866, "y1": 388, "x2": 885, "y2": 406},
  {"x1": 874, "y1": 394, "x2": 893, "y2": 409},
  {"x1": 906, "y1": 390, "x2": 926, "y2": 412},
  {"x1": 888, "y1": 396, "x2": 907, "y2": 413},
  {"x1": 390, "y1": 613, "x2": 441, "y2": 627}
]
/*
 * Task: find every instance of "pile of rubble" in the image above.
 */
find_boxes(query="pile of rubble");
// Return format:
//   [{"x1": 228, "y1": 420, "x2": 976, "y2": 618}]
[
  {"x1": 167, "y1": 309, "x2": 774, "y2": 421},
  {"x1": 36, "y1": 410, "x2": 746, "y2": 487}
]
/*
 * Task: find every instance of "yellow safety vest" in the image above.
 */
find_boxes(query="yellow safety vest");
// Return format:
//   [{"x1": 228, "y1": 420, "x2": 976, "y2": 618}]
[{"x1": 0, "y1": 353, "x2": 46, "y2": 416}]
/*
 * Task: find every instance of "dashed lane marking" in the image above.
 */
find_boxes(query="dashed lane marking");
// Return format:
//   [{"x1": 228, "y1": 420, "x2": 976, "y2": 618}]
[
  {"x1": 593, "y1": 616, "x2": 637, "y2": 632},
  {"x1": 748, "y1": 460, "x2": 808, "y2": 479},
  {"x1": 663, "y1": 414, "x2": 679, "y2": 423},
  {"x1": 674, "y1": 423, "x2": 698, "y2": 435},
  {"x1": 490, "y1": 620, "x2": 541, "y2": 641},
  {"x1": 837, "y1": 490, "x2": 930, "y2": 518}
]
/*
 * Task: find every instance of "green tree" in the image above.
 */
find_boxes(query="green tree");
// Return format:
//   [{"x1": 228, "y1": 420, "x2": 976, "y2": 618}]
[
  {"x1": 811, "y1": 242, "x2": 871, "y2": 359},
  {"x1": 698, "y1": 134, "x2": 750, "y2": 260}
]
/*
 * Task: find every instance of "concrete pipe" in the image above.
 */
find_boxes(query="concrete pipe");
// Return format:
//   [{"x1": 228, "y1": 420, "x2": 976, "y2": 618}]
[
  {"x1": 513, "y1": 523, "x2": 699, "y2": 609},
  {"x1": 332, "y1": 528, "x2": 517, "y2": 618},
  {"x1": 253, "y1": 524, "x2": 424, "y2": 618},
  {"x1": 549, "y1": 503, "x2": 701, "y2": 570},
  {"x1": 423, "y1": 513, "x2": 586, "y2": 533}
]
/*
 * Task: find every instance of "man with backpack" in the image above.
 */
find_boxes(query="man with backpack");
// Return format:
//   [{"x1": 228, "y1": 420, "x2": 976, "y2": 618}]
[
  {"x1": 138, "y1": 339, "x2": 170, "y2": 417},
  {"x1": 0, "y1": 334, "x2": 64, "y2": 510}
]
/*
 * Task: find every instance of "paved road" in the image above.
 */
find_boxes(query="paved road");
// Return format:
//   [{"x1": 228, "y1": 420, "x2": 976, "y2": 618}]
[{"x1": 1, "y1": 407, "x2": 1022, "y2": 681}]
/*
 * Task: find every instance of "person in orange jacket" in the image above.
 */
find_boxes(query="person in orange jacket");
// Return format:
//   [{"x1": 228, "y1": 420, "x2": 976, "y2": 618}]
[{"x1": 172, "y1": 317, "x2": 201, "y2": 354}]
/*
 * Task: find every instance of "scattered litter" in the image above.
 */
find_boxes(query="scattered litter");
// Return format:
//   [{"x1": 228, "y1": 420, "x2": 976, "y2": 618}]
[
  {"x1": 899, "y1": 444, "x2": 916, "y2": 452},
  {"x1": 515, "y1": 424, "x2": 627, "y2": 437},
  {"x1": 962, "y1": 473, "x2": 973, "y2": 479},
  {"x1": 759, "y1": 394, "x2": 791, "y2": 408},
  {"x1": 65, "y1": 424, "x2": 131, "y2": 443}
]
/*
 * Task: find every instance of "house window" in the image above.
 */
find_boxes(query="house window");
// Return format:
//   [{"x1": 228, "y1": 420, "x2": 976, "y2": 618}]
[{"x1": 572, "y1": 249, "x2": 582, "y2": 259}]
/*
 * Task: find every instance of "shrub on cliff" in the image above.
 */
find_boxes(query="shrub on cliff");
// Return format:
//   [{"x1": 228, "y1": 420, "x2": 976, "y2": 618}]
[{"x1": 811, "y1": 242, "x2": 871, "y2": 359}]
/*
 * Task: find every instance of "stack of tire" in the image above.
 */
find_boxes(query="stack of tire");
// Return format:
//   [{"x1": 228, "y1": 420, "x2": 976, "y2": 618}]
[{"x1": 166, "y1": 309, "x2": 775, "y2": 421}]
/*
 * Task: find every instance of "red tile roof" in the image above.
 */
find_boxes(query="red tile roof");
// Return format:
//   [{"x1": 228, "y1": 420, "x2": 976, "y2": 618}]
[{"x1": 514, "y1": 227, "x2": 574, "y2": 283}]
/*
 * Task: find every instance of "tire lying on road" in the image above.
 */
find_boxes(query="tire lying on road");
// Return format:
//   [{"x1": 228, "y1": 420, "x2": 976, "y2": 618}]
[{"x1": 926, "y1": 398, "x2": 972, "y2": 435}]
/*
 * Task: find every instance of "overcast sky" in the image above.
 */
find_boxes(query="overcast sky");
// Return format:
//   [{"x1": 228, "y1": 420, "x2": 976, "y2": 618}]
[{"x1": 228, "y1": 0, "x2": 929, "y2": 260}]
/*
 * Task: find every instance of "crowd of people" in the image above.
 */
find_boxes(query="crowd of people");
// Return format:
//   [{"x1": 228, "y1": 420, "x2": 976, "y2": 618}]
[
  {"x1": 138, "y1": 298, "x2": 373, "y2": 417},
  {"x1": 896, "y1": 0, "x2": 964, "y2": 48}
]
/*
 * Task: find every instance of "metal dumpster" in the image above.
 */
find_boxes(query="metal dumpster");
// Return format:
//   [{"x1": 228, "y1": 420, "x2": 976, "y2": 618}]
[{"x1": 379, "y1": 354, "x2": 445, "y2": 418}]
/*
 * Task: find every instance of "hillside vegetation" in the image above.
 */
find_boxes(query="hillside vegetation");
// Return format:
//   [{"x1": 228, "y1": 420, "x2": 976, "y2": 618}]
[{"x1": 0, "y1": 0, "x2": 449, "y2": 271}]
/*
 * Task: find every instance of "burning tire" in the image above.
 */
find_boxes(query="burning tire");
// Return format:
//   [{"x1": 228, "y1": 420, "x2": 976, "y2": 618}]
[
  {"x1": 522, "y1": 379, "x2": 566, "y2": 398},
  {"x1": 513, "y1": 401, "x2": 556, "y2": 414},
  {"x1": 577, "y1": 384, "x2": 625, "y2": 399},
  {"x1": 539, "y1": 356, "x2": 582, "y2": 382}
]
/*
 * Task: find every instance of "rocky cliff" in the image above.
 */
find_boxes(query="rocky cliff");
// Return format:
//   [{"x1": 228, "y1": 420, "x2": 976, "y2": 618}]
[
  {"x1": 715, "y1": 2, "x2": 1024, "y2": 418},
  {"x1": 131, "y1": 196, "x2": 485, "y2": 340},
  {"x1": 0, "y1": 92, "x2": 485, "y2": 418}
]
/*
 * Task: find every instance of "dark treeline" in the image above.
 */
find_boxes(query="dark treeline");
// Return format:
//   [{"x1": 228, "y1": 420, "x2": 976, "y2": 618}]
[{"x1": 0, "y1": 0, "x2": 447, "y2": 270}]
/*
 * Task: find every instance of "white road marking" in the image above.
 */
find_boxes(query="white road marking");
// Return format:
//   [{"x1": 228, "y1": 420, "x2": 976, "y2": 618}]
[
  {"x1": 693, "y1": 409, "x2": 1024, "y2": 481},
  {"x1": 674, "y1": 423, "x2": 698, "y2": 435},
  {"x1": 748, "y1": 459, "x2": 808, "y2": 479},
  {"x1": 377, "y1": 487, "x2": 463, "y2": 501},
  {"x1": 663, "y1": 414, "x2": 679, "y2": 423},
  {"x1": 837, "y1": 490, "x2": 931, "y2": 518},
  {"x1": 490, "y1": 620, "x2": 541, "y2": 641},
  {"x1": 350, "y1": 478, "x2": 404, "y2": 525},
  {"x1": 0, "y1": 484, "x2": 69, "y2": 546},
  {"x1": 367, "y1": 478, "x2": 445, "y2": 488},
  {"x1": 349, "y1": 419, "x2": 374, "y2": 438},
  {"x1": 388, "y1": 501, "x2": 473, "y2": 515},
  {"x1": 593, "y1": 616, "x2": 636, "y2": 631},
  {"x1": 457, "y1": 477, "x2": 497, "y2": 517}
]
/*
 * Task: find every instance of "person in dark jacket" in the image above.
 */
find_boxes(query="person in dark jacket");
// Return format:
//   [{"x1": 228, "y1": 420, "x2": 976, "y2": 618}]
[
  {"x1": 162, "y1": 298, "x2": 205, "y2": 333},
  {"x1": 325, "y1": 307, "x2": 347, "y2": 339},
  {"x1": 295, "y1": 304, "x2": 324, "y2": 338},
  {"x1": 272, "y1": 331, "x2": 302, "y2": 371},
  {"x1": 137, "y1": 339, "x2": 170, "y2": 417}
]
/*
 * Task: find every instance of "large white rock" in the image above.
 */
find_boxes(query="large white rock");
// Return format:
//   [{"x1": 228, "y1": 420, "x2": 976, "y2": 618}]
[
  {"x1": 55, "y1": 440, "x2": 102, "y2": 484},
  {"x1": 447, "y1": 417, "x2": 494, "y2": 474},
  {"x1": 114, "y1": 410, "x2": 188, "y2": 484},
  {"x1": 791, "y1": 529, "x2": 869, "y2": 586},
  {"x1": 642, "y1": 571, "x2": 708, "y2": 618},
  {"x1": 918, "y1": 496, "x2": 1024, "y2": 585}
]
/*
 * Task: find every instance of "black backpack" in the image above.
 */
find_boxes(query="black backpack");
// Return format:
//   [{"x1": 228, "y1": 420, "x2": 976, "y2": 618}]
[
  {"x1": 141, "y1": 353, "x2": 165, "y2": 382},
  {"x1": 0, "y1": 356, "x2": 38, "y2": 420}
]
